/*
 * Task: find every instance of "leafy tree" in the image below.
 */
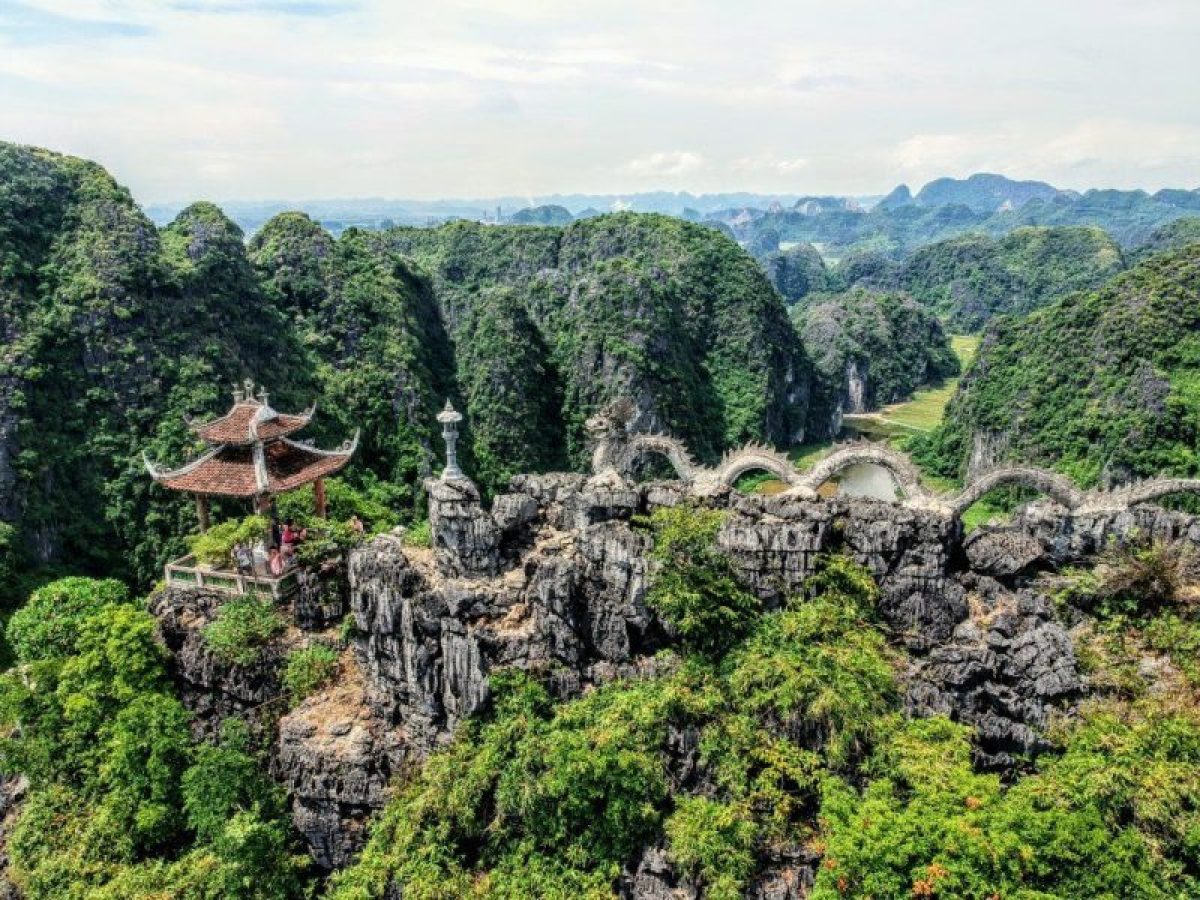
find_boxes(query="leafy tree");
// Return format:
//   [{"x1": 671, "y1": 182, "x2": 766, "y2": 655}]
[
  {"x1": 643, "y1": 505, "x2": 760, "y2": 657},
  {"x1": 6, "y1": 576, "x2": 129, "y2": 662},
  {"x1": 202, "y1": 596, "x2": 285, "y2": 666}
]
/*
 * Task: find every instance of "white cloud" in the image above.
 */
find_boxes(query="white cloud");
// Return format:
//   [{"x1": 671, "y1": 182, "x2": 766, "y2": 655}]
[
  {"x1": 621, "y1": 151, "x2": 705, "y2": 178},
  {"x1": 1, "y1": 0, "x2": 1198, "y2": 200}
]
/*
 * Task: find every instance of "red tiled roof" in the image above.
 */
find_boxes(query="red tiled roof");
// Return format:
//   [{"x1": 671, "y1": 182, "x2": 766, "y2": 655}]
[
  {"x1": 150, "y1": 439, "x2": 354, "y2": 497},
  {"x1": 191, "y1": 402, "x2": 311, "y2": 445}
]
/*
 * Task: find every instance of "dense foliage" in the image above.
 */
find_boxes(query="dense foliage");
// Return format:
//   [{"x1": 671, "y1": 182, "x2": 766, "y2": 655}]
[
  {"x1": 329, "y1": 544, "x2": 899, "y2": 900},
  {"x1": 722, "y1": 177, "x2": 1200, "y2": 261},
  {"x1": 385, "y1": 214, "x2": 818, "y2": 466},
  {"x1": 757, "y1": 242, "x2": 830, "y2": 304},
  {"x1": 0, "y1": 577, "x2": 310, "y2": 898},
  {"x1": 894, "y1": 226, "x2": 1124, "y2": 330},
  {"x1": 794, "y1": 289, "x2": 960, "y2": 419},
  {"x1": 915, "y1": 242, "x2": 1200, "y2": 484}
]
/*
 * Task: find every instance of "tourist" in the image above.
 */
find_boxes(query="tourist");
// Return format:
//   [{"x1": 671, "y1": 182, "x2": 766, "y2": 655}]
[
  {"x1": 268, "y1": 546, "x2": 285, "y2": 577},
  {"x1": 269, "y1": 516, "x2": 282, "y2": 550},
  {"x1": 282, "y1": 518, "x2": 304, "y2": 549},
  {"x1": 350, "y1": 514, "x2": 365, "y2": 534},
  {"x1": 233, "y1": 542, "x2": 254, "y2": 576}
]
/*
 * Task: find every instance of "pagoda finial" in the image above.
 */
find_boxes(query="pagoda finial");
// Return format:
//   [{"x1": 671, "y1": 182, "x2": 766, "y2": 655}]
[
  {"x1": 241, "y1": 378, "x2": 256, "y2": 403},
  {"x1": 436, "y1": 399, "x2": 465, "y2": 480},
  {"x1": 232, "y1": 382, "x2": 244, "y2": 403}
]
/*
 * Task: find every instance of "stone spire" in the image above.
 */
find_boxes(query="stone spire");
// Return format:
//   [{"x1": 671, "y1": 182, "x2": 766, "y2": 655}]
[{"x1": 436, "y1": 399, "x2": 465, "y2": 480}]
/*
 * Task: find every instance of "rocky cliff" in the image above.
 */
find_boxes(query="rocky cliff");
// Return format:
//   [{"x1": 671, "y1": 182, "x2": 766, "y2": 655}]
[{"x1": 148, "y1": 456, "x2": 1200, "y2": 886}]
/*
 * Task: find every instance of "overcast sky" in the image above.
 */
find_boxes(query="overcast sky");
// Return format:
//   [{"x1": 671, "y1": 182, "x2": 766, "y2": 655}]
[{"x1": 1, "y1": 0, "x2": 1198, "y2": 204}]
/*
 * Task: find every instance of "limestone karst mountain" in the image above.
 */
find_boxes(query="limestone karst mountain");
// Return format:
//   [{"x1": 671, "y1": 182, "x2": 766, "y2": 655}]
[
  {"x1": 0, "y1": 143, "x2": 826, "y2": 588},
  {"x1": 914, "y1": 241, "x2": 1200, "y2": 483}
]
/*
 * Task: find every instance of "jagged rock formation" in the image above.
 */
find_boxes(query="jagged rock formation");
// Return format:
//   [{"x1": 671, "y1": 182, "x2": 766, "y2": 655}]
[
  {"x1": 147, "y1": 430, "x2": 1200, "y2": 879},
  {"x1": 150, "y1": 588, "x2": 287, "y2": 739}
]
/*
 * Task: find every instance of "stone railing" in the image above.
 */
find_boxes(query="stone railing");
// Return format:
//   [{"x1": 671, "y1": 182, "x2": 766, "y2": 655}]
[
  {"x1": 582, "y1": 414, "x2": 1200, "y2": 518},
  {"x1": 164, "y1": 552, "x2": 300, "y2": 601}
]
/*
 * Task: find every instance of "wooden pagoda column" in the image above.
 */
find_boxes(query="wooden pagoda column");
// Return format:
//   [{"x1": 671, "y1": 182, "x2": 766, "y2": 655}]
[
  {"x1": 195, "y1": 494, "x2": 210, "y2": 532},
  {"x1": 313, "y1": 477, "x2": 328, "y2": 519}
]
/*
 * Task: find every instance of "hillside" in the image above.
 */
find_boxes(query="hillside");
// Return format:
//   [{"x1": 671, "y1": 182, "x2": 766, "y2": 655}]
[
  {"x1": 0, "y1": 145, "x2": 312, "y2": 587},
  {"x1": 383, "y1": 215, "x2": 820, "y2": 468},
  {"x1": 1131, "y1": 216, "x2": 1200, "y2": 262},
  {"x1": 718, "y1": 178, "x2": 1199, "y2": 262},
  {"x1": 894, "y1": 225, "x2": 1124, "y2": 330},
  {"x1": 0, "y1": 144, "x2": 823, "y2": 588},
  {"x1": 911, "y1": 172, "x2": 1061, "y2": 212},
  {"x1": 757, "y1": 242, "x2": 830, "y2": 304},
  {"x1": 792, "y1": 290, "x2": 959, "y2": 429},
  {"x1": 913, "y1": 242, "x2": 1200, "y2": 484}
]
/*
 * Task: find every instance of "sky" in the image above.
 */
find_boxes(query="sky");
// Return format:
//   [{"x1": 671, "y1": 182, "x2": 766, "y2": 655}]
[{"x1": 0, "y1": 0, "x2": 1198, "y2": 204}]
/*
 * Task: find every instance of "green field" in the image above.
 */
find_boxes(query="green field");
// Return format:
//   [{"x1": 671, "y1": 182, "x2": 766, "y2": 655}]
[{"x1": 842, "y1": 334, "x2": 979, "y2": 435}]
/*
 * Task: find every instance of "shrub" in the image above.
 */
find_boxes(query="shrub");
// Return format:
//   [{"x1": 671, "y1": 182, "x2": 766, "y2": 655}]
[
  {"x1": 0, "y1": 521, "x2": 17, "y2": 586},
  {"x1": 202, "y1": 597, "x2": 285, "y2": 665},
  {"x1": 283, "y1": 645, "x2": 339, "y2": 705},
  {"x1": 403, "y1": 519, "x2": 432, "y2": 548},
  {"x1": 276, "y1": 475, "x2": 401, "y2": 534},
  {"x1": 187, "y1": 515, "x2": 268, "y2": 568},
  {"x1": 728, "y1": 556, "x2": 897, "y2": 766},
  {"x1": 643, "y1": 505, "x2": 760, "y2": 657},
  {"x1": 293, "y1": 519, "x2": 362, "y2": 568},
  {"x1": 6, "y1": 576, "x2": 130, "y2": 663},
  {"x1": 183, "y1": 719, "x2": 286, "y2": 845},
  {"x1": 664, "y1": 796, "x2": 756, "y2": 900}
]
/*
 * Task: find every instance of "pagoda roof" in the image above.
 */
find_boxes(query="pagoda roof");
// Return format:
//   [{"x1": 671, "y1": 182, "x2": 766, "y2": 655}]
[
  {"x1": 145, "y1": 433, "x2": 359, "y2": 498},
  {"x1": 189, "y1": 398, "x2": 314, "y2": 446}
]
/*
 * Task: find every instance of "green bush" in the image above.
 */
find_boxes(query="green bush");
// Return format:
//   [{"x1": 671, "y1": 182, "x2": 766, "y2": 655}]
[
  {"x1": 643, "y1": 505, "x2": 760, "y2": 657},
  {"x1": 276, "y1": 475, "x2": 401, "y2": 534},
  {"x1": 6, "y1": 576, "x2": 130, "y2": 663},
  {"x1": 187, "y1": 515, "x2": 268, "y2": 567},
  {"x1": 812, "y1": 702, "x2": 1200, "y2": 899},
  {"x1": 201, "y1": 596, "x2": 285, "y2": 665},
  {"x1": 182, "y1": 719, "x2": 287, "y2": 845},
  {"x1": 293, "y1": 519, "x2": 363, "y2": 568},
  {"x1": 403, "y1": 519, "x2": 432, "y2": 548},
  {"x1": 283, "y1": 644, "x2": 339, "y2": 706},
  {"x1": 664, "y1": 796, "x2": 756, "y2": 900},
  {"x1": 727, "y1": 559, "x2": 898, "y2": 767},
  {"x1": 0, "y1": 522, "x2": 17, "y2": 587}
]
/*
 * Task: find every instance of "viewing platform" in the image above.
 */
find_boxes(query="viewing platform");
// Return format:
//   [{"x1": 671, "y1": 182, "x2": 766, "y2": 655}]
[{"x1": 164, "y1": 552, "x2": 300, "y2": 601}]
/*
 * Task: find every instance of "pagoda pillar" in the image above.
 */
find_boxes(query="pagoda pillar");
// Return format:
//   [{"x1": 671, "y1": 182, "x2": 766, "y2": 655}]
[
  {"x1": 195, "y1": 495, "x2": 210, "y2": 532},
  {"x1": 314, "y1": 477, "x2": 328, "y2": 519}
]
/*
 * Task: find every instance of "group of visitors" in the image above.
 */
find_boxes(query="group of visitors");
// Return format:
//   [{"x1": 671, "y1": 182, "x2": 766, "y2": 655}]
[{"x1": 232, "y1": 516, "x2": 308, "y2": 578}]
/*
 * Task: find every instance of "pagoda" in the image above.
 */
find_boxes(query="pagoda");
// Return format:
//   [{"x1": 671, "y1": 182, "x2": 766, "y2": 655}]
[{"x1": 144, "y1": 379, "x2": 358, "y2": 529}]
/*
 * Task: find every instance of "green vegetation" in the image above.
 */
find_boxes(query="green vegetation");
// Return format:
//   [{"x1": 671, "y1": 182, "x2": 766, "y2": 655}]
[
  {"x1": 1131, "y1": 216, "x2": 1200, "y2": 263},
  {"x1": 813, "y1": 703, "x2": 1200, "y2": 899},
  {"x1": 201, "y1": 596, "x2": 286, "y2": 666},
  {"x1": 643, "y1": 506, "x2": 760, "y2": 657},
  {"x1": 0, "y1": 144, "x2": 825, "y2": 592},
  {"x1": 728, "y1": 177, "x2": 1199, "y2": 262},
  {"x1": 6, "y1": 577, "x2": 129, "y2": 663},
  {"x1": 386, "y1": 214, "x2": 815, "y2": 469},
  {"x1": 187, "y1": 516, "x2": 268, "y2": 567},
  {"x1": 403, "y1": 519, "x2": 432, "y2": 548},
  {"x1": 794, "y1": 289, "x2": 960, "y2": 421},
  {"x1": 758, "y1": 242, "x2": 830, "y2": 304},
  {"x1": 914, "y1": 243, "x2": 1200, "y2": 484},
  {"x1": 330, "y1": 542, "x2": 897, "y2": 900},
  {"x1": 0, "y1": 578, "x2": 309, "y2": 898},
  {"x1": 329, "y1": 506, "x2": 1200, "y2": 899},
  {"x1": 896, "y1": 226, "x2": 1124, "y2": 330},
  {"x1": 283, "y1": 644, "x2": 340, "y2": 706}
]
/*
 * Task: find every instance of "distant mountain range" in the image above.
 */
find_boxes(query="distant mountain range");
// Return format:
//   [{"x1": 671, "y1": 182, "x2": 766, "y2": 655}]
[{"x1": 144, "y1": 174, "x2": 1199, "y2": 252}]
